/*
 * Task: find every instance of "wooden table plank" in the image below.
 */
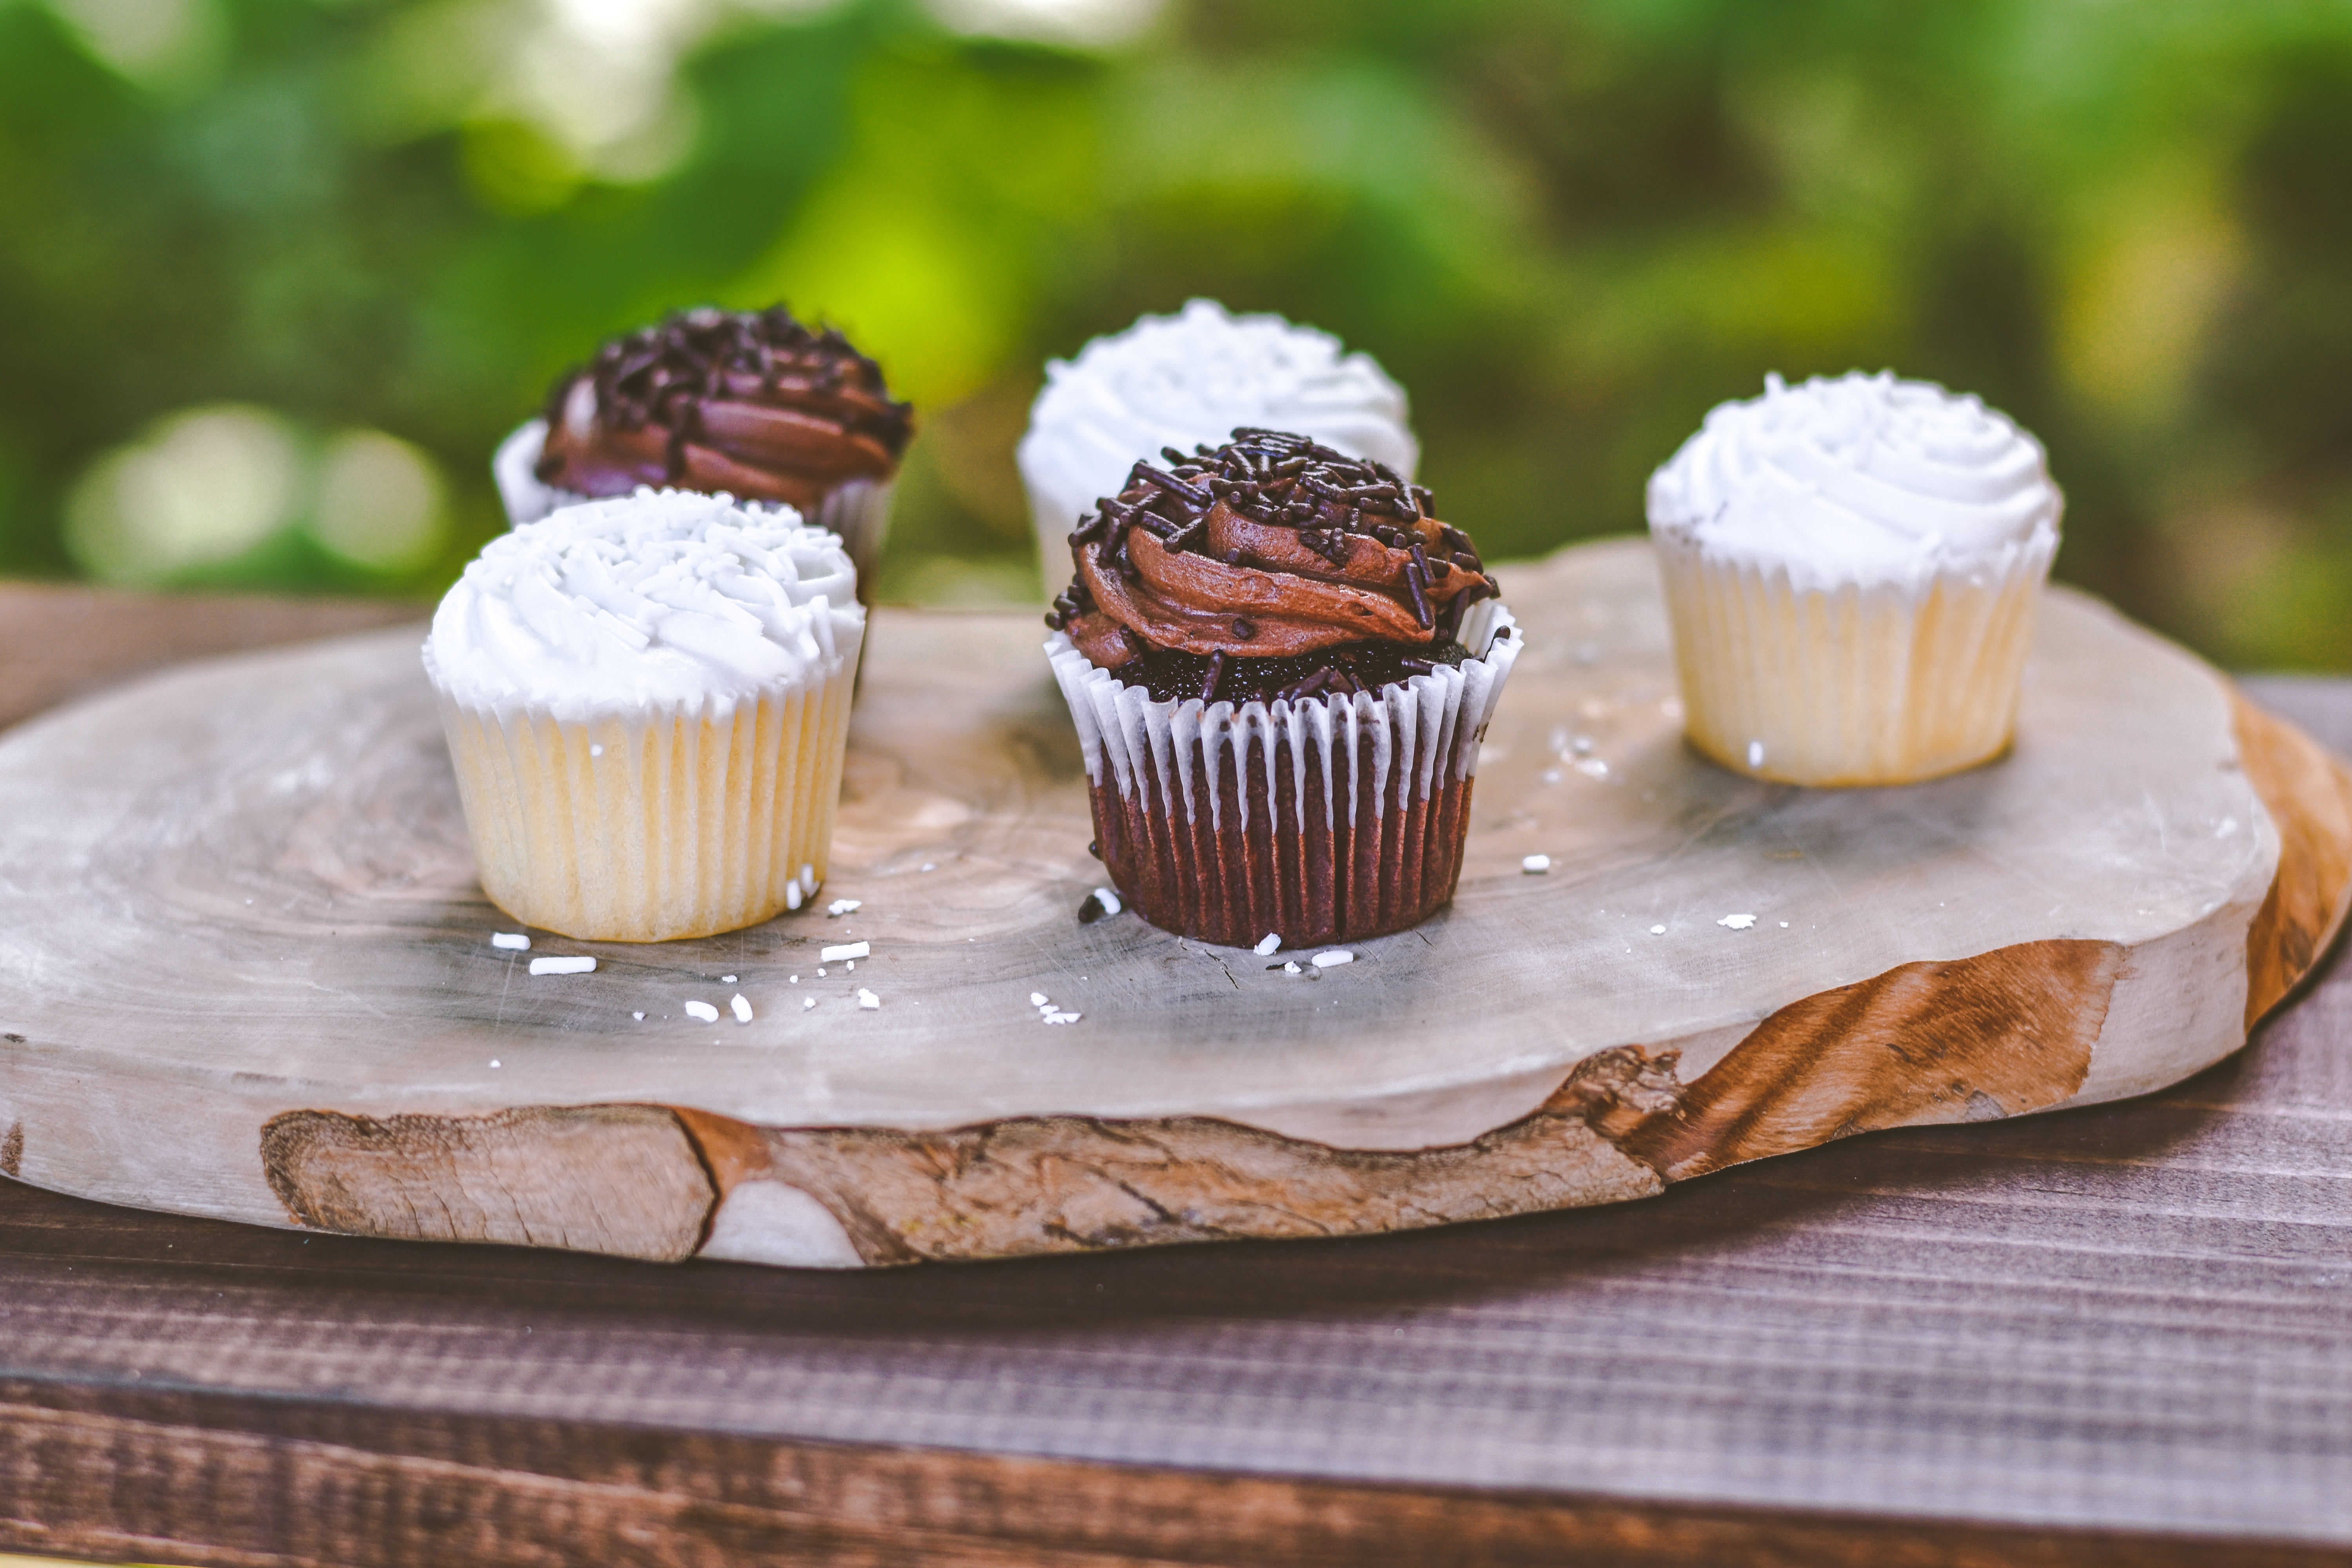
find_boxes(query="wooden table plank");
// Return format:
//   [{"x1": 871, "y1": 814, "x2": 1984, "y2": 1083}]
[
  {"x1": 0, "y1": 582, "x2": 421, "y2": 735},
  {"x1": 2, "y1": 581, "x2": 2350, "y2": 1566}
]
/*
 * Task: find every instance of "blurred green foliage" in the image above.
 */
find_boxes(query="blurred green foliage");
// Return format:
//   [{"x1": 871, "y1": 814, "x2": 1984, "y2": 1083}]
[{"x1": 3, "y1": 0, "x2": 2350, "y2": 667}]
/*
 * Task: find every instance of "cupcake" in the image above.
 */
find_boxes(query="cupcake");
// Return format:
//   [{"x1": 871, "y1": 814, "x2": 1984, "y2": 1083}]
[
  {"x1": 494, "y1": 306, "x2": 912, "y2": 595},
  {"x1": 1646, "y1": 372, "x2": 2062, "y2": 787},
  {"x1": 424, "y1": 489, "x2": 863, "y2": 942},
  {"x1": 1018, "y1": 299, "x2": 1416, "y2": 592},
  {"x1": 1044, "y1": 429, "x2": 1519, "y2": 947}
]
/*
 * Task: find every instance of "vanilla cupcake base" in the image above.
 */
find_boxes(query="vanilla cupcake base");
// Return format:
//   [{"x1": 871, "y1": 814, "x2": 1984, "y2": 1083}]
[
  {"x1": 436, "y1": 671, "x2": 857, "y2": 942},
  {"x1": 1655, "y1": 534, "x2": 2054, "y2": 787}
]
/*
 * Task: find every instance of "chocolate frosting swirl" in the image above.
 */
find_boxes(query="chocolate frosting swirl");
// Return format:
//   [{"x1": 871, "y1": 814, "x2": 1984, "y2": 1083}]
[
  {"x1": 1045, "y1": 429, "x2": 1499, "y2": 704},
  {"x1": 535, "y1": 306, "x2": 913, "y2": 512}
]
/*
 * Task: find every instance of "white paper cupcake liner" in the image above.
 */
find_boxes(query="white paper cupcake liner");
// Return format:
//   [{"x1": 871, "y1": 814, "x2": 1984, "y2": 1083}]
[
  {"x1": 1654, "y1": 532, "x2": 2055, "y2": 786},
  {"x1": 431, "y1": 645, "x2": 860, "y2": 942},
  {"x1": 1045, "y1": 603, "x2": 1520, "y2": 946},
  {"x1": 495, "y1": 418, "x2": 895, "y2": 593}
]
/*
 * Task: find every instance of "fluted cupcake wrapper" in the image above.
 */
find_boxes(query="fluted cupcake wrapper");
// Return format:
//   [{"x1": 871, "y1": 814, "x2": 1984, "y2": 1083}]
[
  {"x1": 494, "y1": 419, "x2": 895, "y2": 598},
  {"x1": 432, "y1": 653, "x2": 858, "y2": 942},
  {"x1": 1655, "y1": 532, "x2": 2055, "y2": 786},
  {"x1": 1046, "y1": 603, "x2": 1520, "y2": 947}
]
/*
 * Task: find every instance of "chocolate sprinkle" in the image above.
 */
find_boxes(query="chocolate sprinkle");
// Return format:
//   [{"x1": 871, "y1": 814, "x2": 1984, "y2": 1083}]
[
  {"x1": 1405, "y1": 543, "x2": 1434, "y2": 629},
  {"x1": 1130, "y1": 461, "x2": 1212, "y2": 510}
]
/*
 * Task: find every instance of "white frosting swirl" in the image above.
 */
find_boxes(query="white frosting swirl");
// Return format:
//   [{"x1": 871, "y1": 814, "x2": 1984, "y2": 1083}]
[
  {"x1": 424, "y1": 488, "x2": 862, "y2": 720},
  {"x1": 1646, "y1": 372, "x2": 2062, "y2": 590},
  {"x1": 1018, "y1": 299, "x2": 1417, "y2": 548}
]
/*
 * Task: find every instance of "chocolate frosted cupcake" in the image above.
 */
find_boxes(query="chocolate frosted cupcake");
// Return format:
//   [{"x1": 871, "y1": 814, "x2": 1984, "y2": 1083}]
[
  {"x1": 1044, "y1": 429, "x2": 1520, "y2": 947},
  {"x1": 494, "y1": 306, "x2": 913, "y2": 593}
]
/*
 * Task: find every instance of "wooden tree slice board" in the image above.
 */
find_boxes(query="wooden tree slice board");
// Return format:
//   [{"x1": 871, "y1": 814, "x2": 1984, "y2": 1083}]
[{"x1": 2, "y1": 538, "x2": 2348, "y2": 1269}]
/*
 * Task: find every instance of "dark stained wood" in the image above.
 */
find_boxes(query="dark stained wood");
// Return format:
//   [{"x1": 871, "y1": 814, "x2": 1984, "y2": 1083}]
[
  {"x1": 4, "y1": 587, "x2": 2352, "y2": 1566},
  {"x1": 0, "y1": 1382, "x2": 2345, "y2": 1568}
]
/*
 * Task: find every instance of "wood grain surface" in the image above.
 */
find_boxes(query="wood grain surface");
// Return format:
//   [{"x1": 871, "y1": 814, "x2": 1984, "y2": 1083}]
[
  {"x1": 3, "y1": 542, "x2": 2344, "y2": 1270},
  {"x1": 2, "y1": 582, "x2": 2351, "y2": 1563}
]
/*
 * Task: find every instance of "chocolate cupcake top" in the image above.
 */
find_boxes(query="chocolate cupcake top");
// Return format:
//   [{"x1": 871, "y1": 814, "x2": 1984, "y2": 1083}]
[
  {"x1": 535, "y1": 306, "x2": 914, "y2": 512},
  {"x1": 1046, "y1": 429, "x2": 1501, "y2": 706}
]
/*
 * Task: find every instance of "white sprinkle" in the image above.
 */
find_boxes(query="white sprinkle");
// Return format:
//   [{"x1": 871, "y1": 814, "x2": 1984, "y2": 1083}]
[
  {"x1": 800, "y1": 864, "x2": 817, "y2": 895},
  {"x1": 822, "y1": 942, "x2": 870, "y2": 962},
  {"x1": 1312, "y1": 950, "x2": 1354, "y2": 969},
  {"x1": 1030, "y1": 991, "x2": 1049, "y2": 1006},
  {"x1": 730, "y1": 994, "x2": 753, "y2": 1024},
  {"x1": 1091, "y1": 886, "x2": 1123, "y2": 916},
  {"x1": 827, "y1": 898, "x2": 862, "y2": 916},
  {"x1": 1747, "y1": 740, "x2": 1765, "y2": 768},
  {"x1": 720, "y1": 975, "x2": 737, "y2": 984},
  {"x1": 528, "y1": 955, "x2": 596, "y2": 976},
  {"x1": 1285, "y1": 961, "x2": 1302, "y2": 975},
  {"x1": 1522, "y1": 855, "x2": 1551, "y2": 874},
  {"x1": 1254, "y1": 933, "x2": 1281, "y2": 956},
  {"x1": 1649, "y1": 924, "x2": 1667, "y2": 936},
  {"x1": 920, "y1": 862, "x2": 936, "y2": 872},
  {"x1": 683, "y1": 1000, "x2": 719, "y2": 1023},
  {"x1": 785, "y1": 882, "x2": 803, "y2": 911},
  {"x1": 491, "y1": 932, "x2": 531, "y2": 951},
  {"x1": 1780, "y1": 921, "x2": 1789, "y2": 928},
  {"x1": 1043, "y1": 1010, "x2": 1082, "y2": 1025},
  {"x1": 632, "y1": 1011, "x2": 645, "y2": 1020},
  {"x1": 846, "y1": 960, "x2": 855, "y2": 971},
  {"x1": 858, "y1": 988, "x2": 880, "y2": 1010},
  {"x1": 489, "y1": 1059, "x2": 500, "y2": 1068},
  {"x1": 1718, "y1": 913, "x2": 1757, "y2": 930},
  {"x1": 802, "y1": 996, "x2": 817, "y2": 1010},
  {"x1": 590, "y1": 744, "x2": 603, "y2": 757},
  {"x1": 817, "y1": 967, "x2": 827, "y2": 977},
  {"x1": 789, "y1": 975, "x2": 799, "y2": 984},
  {"x1": 1573, "y1": 758, "x2": 1608, "y2": 778}
]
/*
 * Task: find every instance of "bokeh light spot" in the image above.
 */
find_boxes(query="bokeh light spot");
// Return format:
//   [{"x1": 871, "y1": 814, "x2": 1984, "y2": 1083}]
[
  {"x1": 43, "y1": 0, "x2": 226, "y2": 94},
  {"x1": 311, "y1": 431, "x2": 450, "y2": 575},
  {"x1": 927, "y1": 0, "x2": 1161, "y2": 49},
  {"x1": 64, "y1": 407, "x2": 300, "y2": 585}
]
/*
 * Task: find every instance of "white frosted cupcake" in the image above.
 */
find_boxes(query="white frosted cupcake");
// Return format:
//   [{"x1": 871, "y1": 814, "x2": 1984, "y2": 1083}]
[
  {"x1": 423, "y1": 490, "x2": 864, "y2": 941},
  {"x1": 1018, "y1": 299, "x2": 1416, "y2": 590},
  {"x1": 1646, "y1": 372, "x2": 2062, "y2": 787}
]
